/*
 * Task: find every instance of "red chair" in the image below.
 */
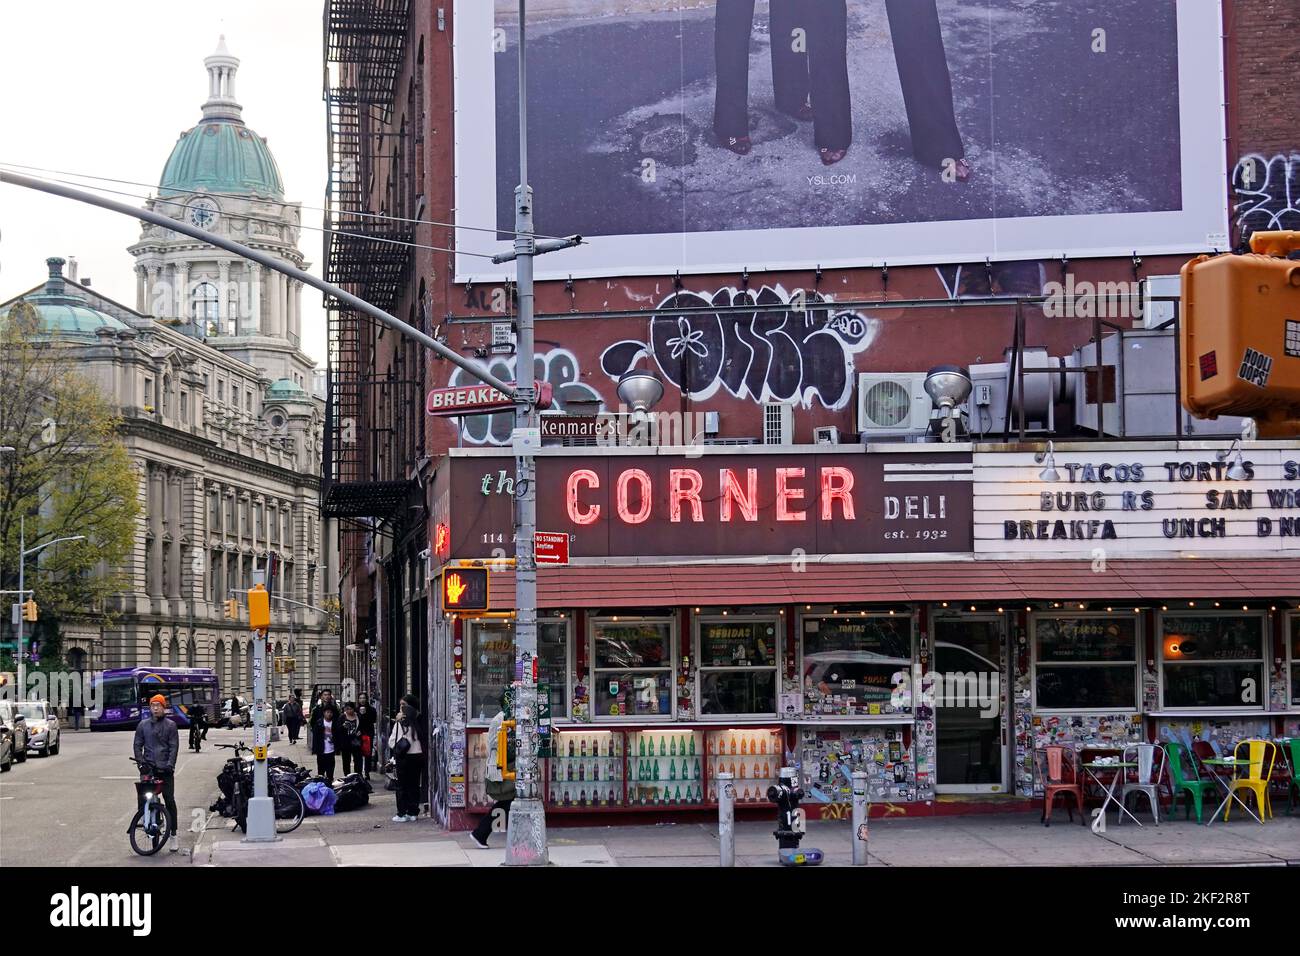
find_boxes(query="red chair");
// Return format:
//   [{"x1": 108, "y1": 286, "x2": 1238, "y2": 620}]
[
  {"x1": 1192, "y1": 740, "x2": 1231, "y2": 781},
  {"x1": 1035, "y1": 745, "x2": 1084, "y2": 826}
]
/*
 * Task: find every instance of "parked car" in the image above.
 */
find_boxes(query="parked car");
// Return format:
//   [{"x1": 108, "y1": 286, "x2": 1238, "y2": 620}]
[
  {"x1": 219, "y1": 695, "x2": 250, "y2": 728},
  {"x1": 0, "y1": 702, "x2": 28, "y2": 763},
  {"x1": 0, "y1": 721, "x2": 13, "y2": 771},
  {"x1": 15, "y1": 700, "x2": 61, "y2": 757}
]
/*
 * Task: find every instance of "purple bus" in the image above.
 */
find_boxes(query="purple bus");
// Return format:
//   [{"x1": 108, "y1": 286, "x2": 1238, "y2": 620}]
[{"x1": 90, "y1": 667, "x2": 220, "y2": 730}]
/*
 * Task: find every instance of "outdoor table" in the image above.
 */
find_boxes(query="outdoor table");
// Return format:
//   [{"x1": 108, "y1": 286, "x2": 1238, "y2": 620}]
[
  {"x1": 1080, "y1": 761, "x2": 1143, "y2": 832},
  {"x1": 1202, "y1": 757, "x2": 1264, "y2": 825}
]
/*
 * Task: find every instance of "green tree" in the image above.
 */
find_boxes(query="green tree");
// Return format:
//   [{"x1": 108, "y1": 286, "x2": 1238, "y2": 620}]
[{"x1": 0, "y1": 300, "x2": 141, "y2": 671}]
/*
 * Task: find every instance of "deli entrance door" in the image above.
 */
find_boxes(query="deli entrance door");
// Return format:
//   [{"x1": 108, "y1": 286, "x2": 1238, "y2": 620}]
[{"x1": 933, "y1": 615, "x2": 1007, "y2": 793}]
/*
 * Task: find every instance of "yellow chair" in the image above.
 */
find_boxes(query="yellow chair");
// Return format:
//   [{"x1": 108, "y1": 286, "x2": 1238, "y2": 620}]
[{"x1": 1224, "y1": 739, "x2": 1277, "y2": 822}]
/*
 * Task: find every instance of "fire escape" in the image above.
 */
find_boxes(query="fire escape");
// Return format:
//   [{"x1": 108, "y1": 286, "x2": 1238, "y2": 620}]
[{"x1": 321, "y1": 0, "x2": 414, "y2": 520}]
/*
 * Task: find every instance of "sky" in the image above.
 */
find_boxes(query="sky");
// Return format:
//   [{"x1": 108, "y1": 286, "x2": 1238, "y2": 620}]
[{"x1": 0, "y1": 0, "x2": 329, "y2": 366}]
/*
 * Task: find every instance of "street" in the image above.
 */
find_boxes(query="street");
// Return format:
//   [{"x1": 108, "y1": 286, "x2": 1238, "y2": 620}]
[{"x1": 4, "y1": 726, "x2": 1298, "y2": 868}]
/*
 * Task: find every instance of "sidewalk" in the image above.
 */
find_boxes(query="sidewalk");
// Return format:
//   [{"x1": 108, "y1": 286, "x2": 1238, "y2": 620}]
[{"x1": 193, "y1": 781, "x2": 1300, "y2": 867}]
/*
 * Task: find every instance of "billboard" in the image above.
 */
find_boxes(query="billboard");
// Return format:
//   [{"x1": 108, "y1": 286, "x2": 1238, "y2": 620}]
[{"x1": 454, "y1": 0, "x2": 1228, "y2": 282}]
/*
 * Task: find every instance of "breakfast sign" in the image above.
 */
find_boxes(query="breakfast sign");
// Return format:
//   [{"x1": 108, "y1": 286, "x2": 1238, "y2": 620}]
[
  {"x1": 446, "y1": 449, "x2": 973, "y2": 559},
  {"x1": 973, "y1": 448, "x2": 1300, "y2": 558}
]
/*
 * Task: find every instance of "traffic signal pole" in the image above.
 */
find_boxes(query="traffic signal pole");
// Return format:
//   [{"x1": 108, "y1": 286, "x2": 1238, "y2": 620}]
[{"x1": 491, "y1": 0, "x2": 580, "y2": 867}]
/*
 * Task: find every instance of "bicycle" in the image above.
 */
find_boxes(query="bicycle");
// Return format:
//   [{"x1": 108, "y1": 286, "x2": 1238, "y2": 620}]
[
  {"x1": 215, "y1": 742, "x2": 305, "y2": 834},
  {"x1": 127, "y1": 757, "x2": 173, "y2": 856}
]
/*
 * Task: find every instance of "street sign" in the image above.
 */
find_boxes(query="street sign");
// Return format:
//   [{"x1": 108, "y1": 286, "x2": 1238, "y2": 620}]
[
  {"x1": 442, "y1": 567, "x2": 490, "y2": 612},
  {"x1": 534, "y1": 532, "x2": 570, "y2": 565},
  {"x1": 425, "y1": 381, "x2": 553, "y2": 417},
  {"x1": 540, "y1": 415, "x2": 607, "y2": 440}
]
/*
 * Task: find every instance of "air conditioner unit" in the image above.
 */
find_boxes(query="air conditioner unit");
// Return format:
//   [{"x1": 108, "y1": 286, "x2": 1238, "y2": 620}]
[
  {"x1": 856, "y1": 373, "x2": 931, "y2": 437},
  {"x1": 763, "y1": 402, "x2": 793, "y2": 445},
  {"x1": 813, "y1": 425, "x2": 840, "y2": 445}
]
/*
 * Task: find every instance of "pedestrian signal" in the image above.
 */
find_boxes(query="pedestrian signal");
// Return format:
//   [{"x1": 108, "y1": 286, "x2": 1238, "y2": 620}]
[{"x1": 442, "y1": 567, "x2": 489, "y2": 612}]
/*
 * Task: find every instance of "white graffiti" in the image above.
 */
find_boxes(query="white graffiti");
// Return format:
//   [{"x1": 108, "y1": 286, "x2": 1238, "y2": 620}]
[
  {"x1": 1233, "y1": 152, "x2": 1300, "y2": 238},
  {"x1": 447, "y1": 348, "x2": 603, "y2": 445}
]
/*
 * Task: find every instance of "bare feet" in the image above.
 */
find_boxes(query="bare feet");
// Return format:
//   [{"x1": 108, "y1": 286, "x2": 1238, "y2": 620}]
[
  {"x1": 819, "y1": 147, "x2": 848, "y2": 166},
  {"x1": 719, "y1": 135, "x2": 752, "y2": 155}
]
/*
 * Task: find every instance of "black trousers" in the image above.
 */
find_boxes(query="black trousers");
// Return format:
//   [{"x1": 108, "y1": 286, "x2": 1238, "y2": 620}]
[
  {"x1": 341, "y1": 747, "x2": 359, "y2": 776},
  {"x1": 286, "y1": 721, "x2": 301, "y2": 743},
  {"x1": 395, "y1": 753, "x2": 423, "y2": 817},
  {"x1": 884, "y1": 0, "x2": 964, "y2": 164},
  {"x1": 137, "y1": 770, "x2": 178, "y2": 836},
  {"x1": 471, "y1": 799, "x2": 513, "y2": 844},
  {"x1": 714, "y1": 0, "x2": 851, "y2": 150},
  {"x1": 317, "y1": 752, "x2": 336, "y2": 780}
]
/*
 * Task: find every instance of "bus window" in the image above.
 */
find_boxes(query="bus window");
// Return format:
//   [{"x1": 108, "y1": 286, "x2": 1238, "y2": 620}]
[{"x1": 101, "y1": 677, "x2": 135, "y2": 709}]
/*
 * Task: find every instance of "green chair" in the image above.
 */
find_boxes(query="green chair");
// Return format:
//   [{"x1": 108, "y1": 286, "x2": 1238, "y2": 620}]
[
  {"x1": 1283, "y1": 738, "x2": 1299, "y2": 815},
  {"x1": 1164, "y1": 741, "x2": 1218, "y2": 823}
]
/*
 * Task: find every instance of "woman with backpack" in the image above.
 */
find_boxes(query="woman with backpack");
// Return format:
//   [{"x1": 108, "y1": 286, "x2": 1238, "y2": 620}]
[
  {"x1": 282, "y1": 692, "x2": 303, "y2": 745},
  {"x1": 387, "y1": 694, "x2": 426, "y2": 823}
]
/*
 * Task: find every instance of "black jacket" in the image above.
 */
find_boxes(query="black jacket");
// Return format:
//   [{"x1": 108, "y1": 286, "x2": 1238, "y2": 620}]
[{"x1": 309, "y1": 713, "x2": 343, "y2": 756}]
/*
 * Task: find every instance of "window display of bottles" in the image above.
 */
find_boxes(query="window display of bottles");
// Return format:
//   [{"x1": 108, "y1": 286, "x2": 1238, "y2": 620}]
[
  {"x1": 628, "y1": 730, "x2": 704, "y2": 806},
  {"x1": 705, "y1": 728, "x2": 783, "y2": 803},
  {"x1": 546, "y1": 731, "x2": 624, "y2": 808}
]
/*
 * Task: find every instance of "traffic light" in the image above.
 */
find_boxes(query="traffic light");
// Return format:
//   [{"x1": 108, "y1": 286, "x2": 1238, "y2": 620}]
[
  {"x1": 1181, "y1": 230, "x2": 1300, "y2": 436},
  {"x1": 442, "y1": 566, "x2": 489, "y2": 612},
  {"x1": 223, "y1": 597, "x2": 239, "y2": 620},
  {"x1": 248, "y1": 583, "x2": 270, "y2": 630},
  {"x1": 21, "y1": 599, "x2": 38, "y2": 622}
]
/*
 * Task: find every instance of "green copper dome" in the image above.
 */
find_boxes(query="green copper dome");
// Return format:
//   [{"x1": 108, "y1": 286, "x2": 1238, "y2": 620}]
[
  {"x1": 266, "y1": 378, "x2": 312, "y2": 403},
  {"x1": 159, "y1": 119, "x2": 284, "y2": 199},
  {"x1": 3, "y1": 258, "x2": 129, "y2": 341}
]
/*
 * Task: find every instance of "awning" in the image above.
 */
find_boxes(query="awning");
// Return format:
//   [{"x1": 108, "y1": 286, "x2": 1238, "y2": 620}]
[{"x1": 480, "y1": 558, "x2": 1300, "y2": 610}]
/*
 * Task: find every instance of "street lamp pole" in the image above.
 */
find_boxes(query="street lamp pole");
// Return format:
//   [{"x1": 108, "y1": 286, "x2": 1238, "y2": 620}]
[{"x1": 490, "y1": 0, "x2": 579, "y2": 867}]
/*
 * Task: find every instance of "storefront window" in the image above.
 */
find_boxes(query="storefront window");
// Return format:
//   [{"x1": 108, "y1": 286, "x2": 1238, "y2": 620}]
[
  {"x1": 468, "y1": 619, "x2": 570, "y2": 721},
  {"x1": 1291, "y1": 616, "x2": 1299, "y2": 708},
  {"x1": 698, "y1": 618, "x2": 779, "y2": 715},
  {"x1": 1033, "y1": 615, "x2": 1138, "y2": 711},
  {"x1": 1160, "y1": 614, "x2": 1265, "y2": 709},
  {"x1": 802, "y1": 615, "x2": 912, "y2": 716},
  {"x1": 591, "y1": 618, "x2": 673, "y2": 717}
]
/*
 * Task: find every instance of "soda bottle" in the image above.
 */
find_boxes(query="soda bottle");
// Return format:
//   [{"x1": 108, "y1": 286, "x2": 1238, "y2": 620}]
[
  {"x1": 739, "y1": 763, "x2": 746, "y2": 778},
  {"x1": 639, "y1": 735, "x2": 645, "y2": 756},
  {"x1": 760, "y1": 735, "x2": 768, "y2": 755},
  {"x1": 669, "y1": 759, "x2": 676, "y2": 781},
  {"x1": 653, "y1": 760, "x2": 660, "y2": 781},
  {"x1": 568, "y1": 737, "x2": 575, "y2": 756},
  {"x1": 688, "y1": 735, "x2": 696, "y2": 756},
  {"x1": 730, "y1": 737, "x2": 737, "y2": 755},
  {"x1": 670, "y1": 736, "x2": 677, "y2": 757},
  {"x1": 675, "y1": 786, "x2": 682, "y2": 803},
  {"x1": 659, "y1": 737, "x2": 666, "y2": 757},
  {"x1": 578, "y1": 762, "x2": 585, "y2": 781},
  {"x1": 695, "y1": 757, "x2": 702, "y2": 779},
  {"x1": 741, "y1": 737, "x2": 749, "y2": 755}
]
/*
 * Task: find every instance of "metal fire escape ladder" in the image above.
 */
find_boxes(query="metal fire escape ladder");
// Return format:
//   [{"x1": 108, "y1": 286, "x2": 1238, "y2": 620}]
[{"x1": 322, "y1": 0, "x2": 415, "y2": 521}]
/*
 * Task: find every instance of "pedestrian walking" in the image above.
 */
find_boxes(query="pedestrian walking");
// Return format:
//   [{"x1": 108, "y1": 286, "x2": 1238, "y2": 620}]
[
  {"x1": 282, "y1": 692, "x2": 303, "y2": 744},
  {"x1": 471, "y1": 692, "x2": 516, "y2": 849},
  {"x1": 311, "y1": 703, "x2": 339, "y2": 781},
  {"x1": 356, "y1": 693, "x2": 377, "y2": 778},
  {"x1": 133, "y1": 694, "x2": 180, "y2": 853},
  {"x1": 70, "y1": 702, "x2": 85, "y2": 731},
  {"x1": 339, "y1": 701, "x2": 362, "y2": 776},
  {"x1": 388, "y1": 694, "x2": 426, "y2": 822}
]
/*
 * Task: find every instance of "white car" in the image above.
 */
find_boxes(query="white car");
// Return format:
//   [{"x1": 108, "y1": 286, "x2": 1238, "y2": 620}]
[{"x1": 15, "y1": 700, "x2": 61, "y2": 757}]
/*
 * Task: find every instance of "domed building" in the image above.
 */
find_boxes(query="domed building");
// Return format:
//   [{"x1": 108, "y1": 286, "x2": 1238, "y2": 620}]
[
  {"x1": 0, "y1": 41, "x2": 337, "y2": 703},
  {"x1": 129, "y1": 36, "x2": 314, "y2": 392}
]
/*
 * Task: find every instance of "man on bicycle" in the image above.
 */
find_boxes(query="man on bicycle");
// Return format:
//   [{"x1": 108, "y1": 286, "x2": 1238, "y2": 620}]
[{"x1": 133, "y1": 694, "x2": 180, "y2": 853}]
